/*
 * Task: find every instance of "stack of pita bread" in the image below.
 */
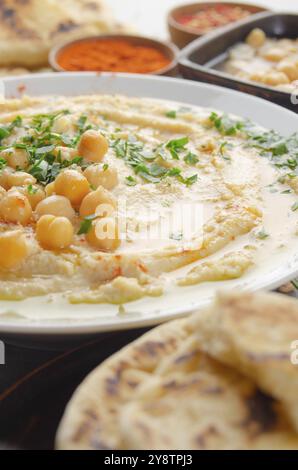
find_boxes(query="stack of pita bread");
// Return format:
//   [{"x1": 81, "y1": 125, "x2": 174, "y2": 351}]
[
  {"x1": 0, "y1": 0, "x2": 129, "y2": 75},
  {"x1": 56, "y1": 291, "x2": 298, "y2": 450}
]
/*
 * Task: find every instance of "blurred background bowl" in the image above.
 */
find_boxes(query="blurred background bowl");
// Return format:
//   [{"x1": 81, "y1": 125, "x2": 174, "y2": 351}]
[
  {"x1": 178, "y1": 12, "x2": 298, "y2": 110},
  {"x1": 49, "y1": 34, "x2": 179, "y2": 77},
  {"x1": 168, "y1": 1, "x2": 270, "y2": 49}
]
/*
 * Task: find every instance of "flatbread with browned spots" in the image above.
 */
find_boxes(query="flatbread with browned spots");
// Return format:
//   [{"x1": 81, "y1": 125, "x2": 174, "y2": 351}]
[
  {"x1": 119, "y1": 365, "x2": 298, "y2": 450},
  {"x1": 56, "y1": 292, "x2": 298, "y2": 450},
  {"x1": 56, "y1": 318, "x2": 191, "y2": 450},
  {"x1": 0, "y1": 0, "x2": 128, "y2": 68},
  {"x1": 191, "y1": 291, "x2": 298, "y2": 434}
]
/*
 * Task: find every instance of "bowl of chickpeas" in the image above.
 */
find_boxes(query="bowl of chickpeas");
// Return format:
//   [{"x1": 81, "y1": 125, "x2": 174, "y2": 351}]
[{"x1": 179, "y1": 12, "x2": 298, "y2": 110}]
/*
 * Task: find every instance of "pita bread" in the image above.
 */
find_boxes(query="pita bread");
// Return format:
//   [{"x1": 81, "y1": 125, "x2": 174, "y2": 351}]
[
  {"x1": 56, "y1": 319, "x2": 191, "y2": 450},
  {"x1": 0, "y1": 0, "x2": 128, "y2": 68},
  {"x1": 191, "y1": 291, "x2": 298, "y2": 433},
  {"x1": 56, "y1": 291, "x2": 298, "y2": 450},
  {"x1": 119, "y1": 369, "x2": 298, "y2": 450}
]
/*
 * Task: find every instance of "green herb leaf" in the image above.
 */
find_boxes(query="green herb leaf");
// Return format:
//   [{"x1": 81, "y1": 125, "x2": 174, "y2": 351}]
[
  {"x1": 0, "y1": 157, "x2": 6, "y2": 171},
  {"x1": 170, "y1": 232, "x2": 183, "y2": 241},
  {"x1": 77, "y1": 114, "x2": 93, "y2": 135},
  {"x1": 219, "y1": 141, "x2": 230, "y2": 159},
  {"x1": 256, "y1": 229, "x2": 270, "y2": 240},
  {"x1": 184, "y1": 174, "x2": 198, "y2": 186},
  {"x1": 291, "y1": 201, "x2": 298, "y2": 212},
  {"x1": 78, "y1": 214, "x2": 98, "y2": 235},
  {"x1": 0, "y1": 127, "x2": 10, "y2": 140},
  {"x1": 125, "y1": 176, "x2": 137, "y2": 186},
  {"x1": 184, "y1": 152, "x2": 199, "y2": 165},
  {"x1": 27, "y1": 184, "x2": 38, "y2": 195},
  {"x1": 165, "y1": 110, "x2": 177, "y2": 119},
  {"x1": 167, "y1": 167, "x2": 182, "y2": 177},
  {"x1": 166, "y1": 137, "x2": 189, "y2": 160},
  {"x1": 209, "y1": 112, "x2": 243, "y2": 136}
]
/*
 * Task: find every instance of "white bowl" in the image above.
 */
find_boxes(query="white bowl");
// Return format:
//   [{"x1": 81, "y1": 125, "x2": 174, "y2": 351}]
[{"x1": 0, "y1": 72, "x2": 297, "y2": 345}]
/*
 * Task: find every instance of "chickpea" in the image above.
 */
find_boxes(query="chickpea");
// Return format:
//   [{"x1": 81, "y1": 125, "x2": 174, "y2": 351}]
[
  {"x1": 1, "y1": 148, "x2": 29, "y2": 170},
  {"x1": 263, "y1": 71, "x2": 290, "y2": 86},
  {"x1": 86, "y1": 218, "x2": 120, "y2": 252},
  {"x1": 262, "y1": 47, "x2": 287, "y2": 62},
  {"x1": 277, "y1": 60, "x2": 298, "y2": 81},
  {"x1": 35, "y1": 195, "x2": 75, "y2": 220},
  {"x1": 54, "y1": 169, "x2": 90, "y2": 206},
  {"x1": 0, "y1": 167, "x2": 14, "y2": 189},
  {"x1": 79, "y1": 186, "x2": 117, "y2": 218},
  {"x1": 0, "y1": 189, "x2": 32, "y2": 225},
  {"x1": 0, "y1": 230, "x2": 29, "y2": 269},
  {"x1": 84, "y1": 164, "x2": 118, "y2": 190},
  {"x1": 45, "y1": 181, "x2": 56, "y2": 197},
  {"x1": 246, "y1": 28, "x2": 266, "y2": 48},
  {"x1": 6, "y1": 171, "x2": 36, "y2": 189},
  {"x1": 52, "y1": 115, "x2": 73, "y2": 134},
  {"x1": 249, "y1": 72, "x2": 266, "y2": 84},
  {"x1": 0, "y1": 186, "x2": 6, "y2": 199},
  {"x1": 36, "y1": 215, "x2": 74, "y2": 250},
  {"x1": 78, "y1": 130, "x2": 109, "y2": 163},
  {"x1": 17, "y1": 185, "x2": 45, "y2": 210},
  {"x1": 53, "y1": 146, "x2": 77, "y2": 162}
]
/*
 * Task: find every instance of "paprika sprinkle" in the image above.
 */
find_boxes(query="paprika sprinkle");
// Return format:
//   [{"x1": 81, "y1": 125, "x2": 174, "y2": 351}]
[{"x1": 56, "y1": 38, "x2": 173, "y2": 74}]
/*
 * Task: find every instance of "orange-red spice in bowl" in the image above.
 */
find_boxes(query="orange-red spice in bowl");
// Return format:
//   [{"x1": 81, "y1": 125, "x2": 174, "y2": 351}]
[{"x1": 50, "y1": 35, "x2": 179, "y2": 76}]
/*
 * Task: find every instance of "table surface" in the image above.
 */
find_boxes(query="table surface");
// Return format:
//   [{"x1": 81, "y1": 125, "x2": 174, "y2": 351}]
[
  {"x1": 1, "y1": 0, "x2": 298, "y2": 451},
  {"x1": 109, "y1": 0, "x2": 298, "y2": 39}
]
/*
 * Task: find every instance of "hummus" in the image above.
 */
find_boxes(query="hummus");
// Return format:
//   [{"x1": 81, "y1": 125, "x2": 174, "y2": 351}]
[{"x1": 0, "y1": 94, "x2": 297, "y2": 317}]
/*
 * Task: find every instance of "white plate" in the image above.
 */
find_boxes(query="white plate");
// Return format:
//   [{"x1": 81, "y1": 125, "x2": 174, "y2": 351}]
[{"x1": 0, "y1": 72, "x2": 298, "y2": 339}]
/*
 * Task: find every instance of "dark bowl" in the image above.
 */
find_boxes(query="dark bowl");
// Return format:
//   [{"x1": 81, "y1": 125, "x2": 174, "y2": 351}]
[
  {"x1": 179, "y1": 12, "x2": 298, "y2": 111},
  {"x1": 168, "y1": 2, "x2": 269, "y2": 49},
  {"x1": 49, "y1": 34, "x2": 179, "y2": 77}
]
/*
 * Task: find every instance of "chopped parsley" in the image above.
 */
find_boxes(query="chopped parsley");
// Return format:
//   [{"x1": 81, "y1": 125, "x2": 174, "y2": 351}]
[
  {"x1": 292, "y1": 278, "x2": 298, "y2": 290},
  {"x1": 0, "y1": 157, "x2": 6, "y2": 171},
  {"x1": 103, "y1": 163, "x2": 109, "y2": 172},
  {"x1": 209, "y1": 112, "x2": 243, "y2": 136},
  {"x1": 111, "y1": 136, "x2": 198, "y2": 186},
  {"x1": 291, "y1": 201, "x2": 298, "y2": 212},
  {"x1": 256, "y1": 229, "x2": 270, "y2": 240},
  {"x1": 165, "y1": 110, "x2": 177, "y2": 119},
  {"x1": 208, "y1": 112, "x2": 298, "y2": 182},
  {"x1": 166, "y1": 137, "x2": 189, "y2": 160},
  {"x1": 184, "y1": 152, "x2": 199, "y2": 165},
  {"x1": 78, "y1": 214, "x2": 98, "y2": 235},
  {"x1": 0, "y1": 111, "x2": 93, "y2": 185},
  {"x1": 125, "y1": 176, "x2": 137, "y2": 186},
  {"x1": 170, "y1": 232, "x2": 183, "y2": 241},
  {"x1": 27, "y1": 184, "x2": 38, "y2": 195},
  {"x1": 183, "y1": 173, "x2": 198, "y2": 186},
  {"x1": 0, "y1": 115, "x2": 23, "y2": 142},
  {"x1": 281, "y1": 189, "x2": 292, "y2": 194},
  {"x1": 219, "y1": 141, "x2": 231, "y2": 161}
]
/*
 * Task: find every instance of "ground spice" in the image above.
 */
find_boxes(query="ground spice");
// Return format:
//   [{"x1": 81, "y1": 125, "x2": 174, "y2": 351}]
[
  {"x1": 177, "y1": 5, "x2": 251, "y2": 34},
  {"x1": 57, "y1": 39, "x2": 172, "y2": 74}
]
